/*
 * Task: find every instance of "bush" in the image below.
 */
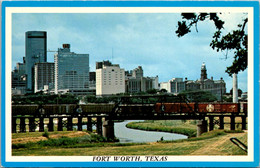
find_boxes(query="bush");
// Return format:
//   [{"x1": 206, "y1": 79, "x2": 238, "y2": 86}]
[
  {"x1": 90, "y1": 133, "x2": 107, "y2": 142},
  {"x1": 42, "y1": 130, "x2": 49, "y2": 139},
  {"x1": 37, "y1": 136, "x2": 79, "y2": 147}
]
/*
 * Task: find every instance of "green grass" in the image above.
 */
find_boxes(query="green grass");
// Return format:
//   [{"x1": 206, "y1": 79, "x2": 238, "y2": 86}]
[
  {"x1": 12, "y1": 130, "x2": 247, "y2": 156},
  {"x1": 12, "y1": 130, "x2": 79, "y2": 139},
  {"x1": 126, "y1": 120, "x2": 197, "y2": 137},
  {"x1": 12, "y1": 132, "x2": 120, "y2": 150},
  {"x1": 12, "y1": 120, "x2": 247, "y2": 156}
]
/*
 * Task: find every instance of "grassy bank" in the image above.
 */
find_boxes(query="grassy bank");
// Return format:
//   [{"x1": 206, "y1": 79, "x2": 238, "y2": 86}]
[
  {"x1": 126, "y1": 120, "x2": 197, "y2": 137},
  {"x1": 12, "y1": 130, "x2": 247, "y2": 156},
  {"x1": 12, "y1": 120, "x2": 247, "y2": 156},
  {"x1": 12, "y1": 130, "x2": 120, "y2": 150}
]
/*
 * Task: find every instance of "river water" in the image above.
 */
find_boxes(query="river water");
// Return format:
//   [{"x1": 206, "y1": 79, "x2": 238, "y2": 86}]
[{"x1": 114, "y1": 120, "x2": 188, "y2": 143}]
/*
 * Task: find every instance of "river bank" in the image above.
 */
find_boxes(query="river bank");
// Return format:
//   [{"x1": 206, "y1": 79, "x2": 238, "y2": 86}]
[
  {"x1": 115, "y1": 120, "x2": 188, "y2": 143},
  {"x1": 126, "y1": 120, "x2": 197, "y2": 138},
  {"x1": 12, "y1": 129, "x2": 247, "y2": 156},
  {"x1": 12, "y1": 120, "x2": 247, "y2": 156}
]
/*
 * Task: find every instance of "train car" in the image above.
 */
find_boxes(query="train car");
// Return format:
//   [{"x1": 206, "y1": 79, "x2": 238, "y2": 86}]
[
  {"x1": 117, "y1": 104, "x2": 155, "y2": 114},
  {"x1": 154, "y1": 103, "x2": 195, "y2": 113},
  {"x1": 80, "y1": 104, "x2": 115, "y2": 113},
  {"x1": 197, "y1": 103, "x2": 240, "y2": 113},
  {"x1": 12, "y1": 104, "x2": 39, "y2": 115},
  {"x1": 241, "y1": 102, "x2": 248, "y2": 113},
  {"x1": 43, "y1": 104, "x2": 77, "y2": 115}
]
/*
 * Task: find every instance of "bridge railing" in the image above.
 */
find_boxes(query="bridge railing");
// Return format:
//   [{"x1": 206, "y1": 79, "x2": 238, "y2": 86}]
[{"x1": 12, "y1": 104, "x2": 114, "y2": 133}]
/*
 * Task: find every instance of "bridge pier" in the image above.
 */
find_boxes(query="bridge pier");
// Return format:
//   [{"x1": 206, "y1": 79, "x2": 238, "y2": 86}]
[
  {"x1": 12, "y1": 117, "x2": 17, "y2": 133},
  {"x1": 241, "y1": 116, "x2": 247, "y2": 130},
  {"x1": 103, "y1": 120, "x2": 115, "y2": 139},
  {"x1": 29, "y1": 117, "x2": 36, "y2": 132},
  {"x1": 87, "y1": 117, "x2": 93, "y2": 132},
  {"x1": 219, "y1": 116, "x2": 224, "y2": 129},
  {"x1": 20, "y1": 117, "x2": 26, "y2": 133},
  {"x1": 230, "y1": 115, "x2": 235, "y2": 130},
  {"x1": 48, "y1": 117, "x2": 54, "y2": 132},
  {"x1": 197, "y1": 120, "x2": 208, "y2": 137},
  {"x1": 58, "y1": 117, "x2": 63, "y2": 131},
  {"x1": 67, "y1": 117, "x2": 73, "y2": 131},
  {"x1": 96, "y1": 117, "x2": 103, "y2": 135},
  {"x1": 209, "y1": 116, "x2": 214, "y2": 131},
  {"x1": 77, "y1": 116, "x2": 83, "y2": 131},
  {"x1": 39, "y1": 117, "x2": 44, "y2": 132}
]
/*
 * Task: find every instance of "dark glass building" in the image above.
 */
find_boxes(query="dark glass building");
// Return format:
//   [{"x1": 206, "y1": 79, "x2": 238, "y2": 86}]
[{"x1": 25, "y1": 31, "x2": 47, "y2": 92}]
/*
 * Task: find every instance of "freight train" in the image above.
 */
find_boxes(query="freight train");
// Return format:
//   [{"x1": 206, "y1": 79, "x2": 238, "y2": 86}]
[{"x1": 12, "y1": 102, "x2": 247, "y2": 116}]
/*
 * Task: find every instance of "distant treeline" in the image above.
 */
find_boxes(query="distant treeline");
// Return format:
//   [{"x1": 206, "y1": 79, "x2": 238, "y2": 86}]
[{"x1": 12, "y1": 89, "x2": 218, "y2": 105}]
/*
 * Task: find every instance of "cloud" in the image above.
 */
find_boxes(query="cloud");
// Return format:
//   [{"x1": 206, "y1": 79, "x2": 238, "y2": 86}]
[{"x1": 11, "y1": 12, "x2": 248, "y2": 92}]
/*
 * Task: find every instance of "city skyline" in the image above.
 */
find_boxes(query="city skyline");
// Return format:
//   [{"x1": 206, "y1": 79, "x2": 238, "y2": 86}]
[{"x1": 12, "y1": 12, "x2": 248, "y2": 92}]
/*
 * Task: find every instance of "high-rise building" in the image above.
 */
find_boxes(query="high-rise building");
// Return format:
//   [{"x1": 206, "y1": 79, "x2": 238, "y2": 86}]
[
  {"x1": 25, "y1": 31, "x2": 47, "y2": 92},
  {"x1": 125, "y1": 66, "x2": 158, "y2": 93},
  {"x1": 96, "y1": 61, "x2": 125, "y2": 96},
  {"x1": 12, "y1": 57, "x2": 26, "y2": 95},
  {"x1": 54, "y1": 44, "x2": 89, "y2": 94},
  {"x1": 34, "y1": 63, "x2": 55, "y2": 93}
]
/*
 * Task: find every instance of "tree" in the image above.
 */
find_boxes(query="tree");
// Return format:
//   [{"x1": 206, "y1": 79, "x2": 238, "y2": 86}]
[
  {"x1": 230, "y1": 88, "x2": 243, "y2": 97},
  {"x1": 159, "y1": 89, "x2": 168, "y2": 93},
  {"x1": 179, "y1": 90, "x2": 217, "y2": 102},
  {"x1": 146, "y1": 89, "x2": 158, "y2": 94},
  {"x1": 175, "y1": 13, "x2": 248, "y2": 76}
]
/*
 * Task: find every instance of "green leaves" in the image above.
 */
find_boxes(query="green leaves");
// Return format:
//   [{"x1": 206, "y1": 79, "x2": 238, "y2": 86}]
[
  {"x1": 176, "y1": 21, "x2": 191, "y2": 37},
  {"x1": 176, "y1": 13, "x2": 248, "y2": 76},
  {"x1": 181, "y1": 13, "x2": 196, "y2": 20}
]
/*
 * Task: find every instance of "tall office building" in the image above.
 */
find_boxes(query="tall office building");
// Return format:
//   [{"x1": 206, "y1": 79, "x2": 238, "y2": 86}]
[
  {"x1": 96, "y1": 61, "x2": 125, "y2": 96},
  {"x1": 125, "y1": 66, "x2": 159, "y2": 93},
  {"x1": 55, "y1": 44, "x2": 89, "y2": 94},
  {"x1": 25, "y1": 31, "x2": 47, "y2": 92},
  {"x1": 12, "y1": 57, "x2": 26, "y2": 95},
  {"x1": 34, "y1": 63, "x2": 55, "y2": 93}
]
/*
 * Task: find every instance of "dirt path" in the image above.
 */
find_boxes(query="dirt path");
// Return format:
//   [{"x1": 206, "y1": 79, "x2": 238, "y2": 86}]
[{"x1": 190, "y1": 132, "x2": 247, "y2": 155}]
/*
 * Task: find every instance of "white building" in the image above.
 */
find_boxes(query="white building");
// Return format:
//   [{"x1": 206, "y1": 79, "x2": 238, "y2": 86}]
[
  {"x1": 160, "y1": 78, "x2": 185, "y2": 95},
  {"x1": 96, "y1": 61, "x2": 125, "y2": 96}
]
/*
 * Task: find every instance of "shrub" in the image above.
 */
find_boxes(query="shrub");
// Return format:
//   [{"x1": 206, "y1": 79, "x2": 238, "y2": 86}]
[{"x1": 42, "y1": 130, "x2": 49, "y2": 139}]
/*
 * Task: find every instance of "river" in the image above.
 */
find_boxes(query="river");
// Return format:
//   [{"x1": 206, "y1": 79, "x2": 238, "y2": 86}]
[{"x1": 114, "y1": 120, "x2": 188, "y2": 143}]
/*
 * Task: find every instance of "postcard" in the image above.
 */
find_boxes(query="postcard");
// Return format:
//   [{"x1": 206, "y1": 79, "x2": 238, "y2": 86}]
[{"x1": 1, "y1": 1, "x2": 259, "y2": 167}]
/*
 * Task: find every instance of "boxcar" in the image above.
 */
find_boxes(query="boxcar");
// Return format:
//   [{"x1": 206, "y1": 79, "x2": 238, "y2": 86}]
[
  {"x1": 155, "y1": 103, "x2": 195, "y2": 113},
  {"x1": 197, "y1": 103, "x2": 240, "y2": 113}
]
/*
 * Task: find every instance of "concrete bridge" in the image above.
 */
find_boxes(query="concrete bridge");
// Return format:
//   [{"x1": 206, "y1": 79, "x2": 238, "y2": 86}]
[{"x1": 12, "y1": 95, "x2": 247, "y2": 138}]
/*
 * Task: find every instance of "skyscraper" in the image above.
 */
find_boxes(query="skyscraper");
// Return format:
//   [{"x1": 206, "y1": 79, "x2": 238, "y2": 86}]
[
  {"x1": 54, "y1": 44, "x2": 90, "y2": 94},
  {"x1": 34, "y1": 63, "x2": 55, "y2": 93},
  {"x1": 12, "y1": 57, "x2": 26, "y2": 95},
  {"x1": 25, "y1": 31, "x2": 47, "y2": 92}
]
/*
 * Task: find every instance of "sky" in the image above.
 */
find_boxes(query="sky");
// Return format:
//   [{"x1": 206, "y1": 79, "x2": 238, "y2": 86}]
[{"x1": 12, "y1": 12, "x2": 248, "y2": 92}]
